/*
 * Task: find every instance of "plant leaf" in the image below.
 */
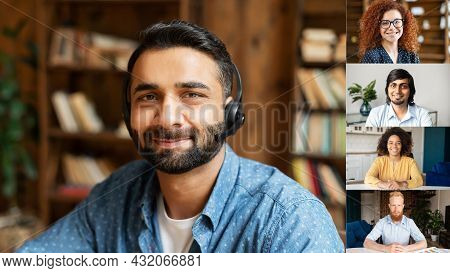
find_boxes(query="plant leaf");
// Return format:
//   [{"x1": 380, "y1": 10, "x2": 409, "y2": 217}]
[
  {"x1": 18, "y1": 146, "x2": 37, "y2": 180},
  {"x1": 0, "y1": 80, "x2": 18, "y2": 100}
]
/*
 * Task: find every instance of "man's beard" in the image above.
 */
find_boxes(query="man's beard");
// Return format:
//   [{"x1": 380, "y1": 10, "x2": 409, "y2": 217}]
[
  {"x1": 390, "y1": 95, "x2": 406, "y2": 106},
  {"x1": 390, "y1": 212, "x2": 403, "y2": 222},
  {"x1": 132, "y1": 122, "x2": 226, "y2": 174}
]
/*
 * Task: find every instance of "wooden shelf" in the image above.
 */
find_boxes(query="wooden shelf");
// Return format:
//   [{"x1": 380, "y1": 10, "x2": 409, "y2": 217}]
[
  {"x1": 47, "y1": 64, "x2": 127, "y2": 74},
  {"x1": 297, "y1": 107, "x2": 346, "y2": 114},
  {"x1": 421, "y1": 39, "x2": 445, "y2": 46},
  {"x1": 49, "y1": 187, "x2": 90, "y2": 204},
  {"x1": 48, "y1": 128, "x2": 133, "y2": 144},
  {"x1": 49, "y1": 0, "x2": 180, "y2": 4},
  {"x1": 292, "y1": 153, "x2": 345, "y2": 161},
  {"x1": 420, "y1": 52, "x2": 446, "y2": 60},
  {"x1": 300, "y1": 61, "x2": 345, "y2": 69}
]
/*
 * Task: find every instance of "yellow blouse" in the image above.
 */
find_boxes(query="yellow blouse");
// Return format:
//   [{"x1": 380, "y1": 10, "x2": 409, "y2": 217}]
[{"x1": 364, "y1": 156, "x2": 423, "y2": 189}]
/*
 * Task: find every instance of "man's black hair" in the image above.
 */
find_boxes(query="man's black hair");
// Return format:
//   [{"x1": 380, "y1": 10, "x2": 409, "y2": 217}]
[
  {"x1": 124, "y1": 20, "x2": 233, "y2": 106},
  {"x1": 384, "y1": 69, "x2": 416, "y2": 105}
]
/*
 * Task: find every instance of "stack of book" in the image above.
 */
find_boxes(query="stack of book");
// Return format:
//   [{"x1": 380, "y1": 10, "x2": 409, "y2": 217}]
[
  {"x1": 56, "y1": 155, "x2": 117, "y2": 199},
  {"x1": 62, "y1": 154, "x2": 116, "y2": 186},
  {"x1": 292, "y1": 112, "x2": 346, "y2": 157},
  {"x1": 296, "y1": 67, "x2": 345, "y2": 110},
  {"x1": 335, "y1": 34, "x2": 346, "y2": 62},
  {"x1": 51, "y1": 90, "x2": 104, "y2": 133},
  {"x1": 300, "y1": 28, "x2": 342, "y2": 63},
  {"x1": 49, "y1": 27, "x2": 137, "y2": 70},
  {"x1": 292, "y1": 158, "x2": 345, "y2": 205}
]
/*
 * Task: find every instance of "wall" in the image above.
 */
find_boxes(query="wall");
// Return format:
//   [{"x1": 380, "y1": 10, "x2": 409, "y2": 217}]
[{"x1": 200, "y1": 0, "x2": 298, "y2": 174}]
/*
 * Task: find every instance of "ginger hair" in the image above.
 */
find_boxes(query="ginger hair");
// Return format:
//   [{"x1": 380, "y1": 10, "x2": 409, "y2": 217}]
[
  {"x1": 358, "y1": 0, "x2": 419, "y2": 59},
  {"x1": 389, "y1": 191, "x2": 404, "y2": 202}
]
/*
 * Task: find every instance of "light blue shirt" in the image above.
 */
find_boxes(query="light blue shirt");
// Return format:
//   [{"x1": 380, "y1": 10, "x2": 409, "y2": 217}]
[
  {"x1": 366, "y1": 215, "x2": 425, "y2": 245},
  {"x1": 365, "y1": 103, "x2": 432, "y2": 127},
  {"x1": 18, "y1": 145, "x2": 343, "y2": 253}
]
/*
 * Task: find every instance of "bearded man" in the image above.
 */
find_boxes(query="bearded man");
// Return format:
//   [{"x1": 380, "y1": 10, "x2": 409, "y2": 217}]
[
  {"x1": 364, "y1": 191, "x2": 426, "y2": 252},
  {"x1": 18, "y1": 21, "x2": 343, "y2": 253},
  {"x1": 365, "y1": 69, "x2": 432, "y2": 127}
]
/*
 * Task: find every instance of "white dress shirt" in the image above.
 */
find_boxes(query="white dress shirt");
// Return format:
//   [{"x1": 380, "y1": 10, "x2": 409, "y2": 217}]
[{"x1": 365, "y1": 103, "x2": 432, "y2": 127}]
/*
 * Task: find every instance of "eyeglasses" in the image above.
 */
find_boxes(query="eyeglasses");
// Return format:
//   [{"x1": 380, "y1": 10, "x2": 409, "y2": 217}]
[{"x1": 380, "y1": 19, "x2": 404, "y2": 29}]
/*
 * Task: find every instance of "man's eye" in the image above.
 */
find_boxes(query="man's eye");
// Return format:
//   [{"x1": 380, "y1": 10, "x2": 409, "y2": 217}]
[
  {"x1": 183, "y1": 92, "x2": 203, "y2": 99},
  {"x1": 140, "y1": 94, "x2": 157, "y2": 101}
]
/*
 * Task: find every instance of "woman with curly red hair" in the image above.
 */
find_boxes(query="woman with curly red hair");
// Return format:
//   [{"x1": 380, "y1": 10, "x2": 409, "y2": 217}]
[
  {"x1": 364, "y1": 127, "x2": 423, "y2": 189},
  {"x1": 359, "y1": 0, "x2": 420, "y2": 63}
]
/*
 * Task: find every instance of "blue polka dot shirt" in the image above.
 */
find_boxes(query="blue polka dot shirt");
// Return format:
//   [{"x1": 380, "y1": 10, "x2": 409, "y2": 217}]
[
  {"x1": 17, "y1": 145, "x2": 344, "y2": 253},
  {"x1": 360, "y1": 46, "x2": 420, "y2": 63}
]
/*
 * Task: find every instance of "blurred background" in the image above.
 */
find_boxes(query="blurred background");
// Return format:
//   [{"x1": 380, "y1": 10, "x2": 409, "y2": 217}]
[
  {"x1": 0, "y1": 0, "x2": 346, "y2": 252},
  {"x1": 347, "y1": 0, "x2": 450, "y2": 63}
]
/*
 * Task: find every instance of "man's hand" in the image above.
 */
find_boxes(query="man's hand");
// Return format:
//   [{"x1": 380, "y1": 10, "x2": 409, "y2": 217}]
[{"x1": 385, "y1": 243, "x2": 407, "y2": 253}]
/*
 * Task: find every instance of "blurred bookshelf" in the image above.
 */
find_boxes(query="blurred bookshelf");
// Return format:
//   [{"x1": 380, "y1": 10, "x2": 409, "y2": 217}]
[
  {"x1": 291, "y1": 0, "x2": 346, "y2": 239},
  {"x1": 410, "y1": 0, "x2": 449, "y2": 63},
  {"x1": 35, "y1": 0, "x2": 200, "y2": 224},
  {"x1": 347, "y1": 0, "x2": 450, "y2": 63},
  {"x1": 346, "y1": 0, "x2": 365, "y2": 63}
]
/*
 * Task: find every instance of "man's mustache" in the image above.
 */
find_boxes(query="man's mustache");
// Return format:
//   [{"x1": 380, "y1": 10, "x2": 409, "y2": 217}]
[{"x1": 143, "y1": 126, "x2": 197, "y2": 142}]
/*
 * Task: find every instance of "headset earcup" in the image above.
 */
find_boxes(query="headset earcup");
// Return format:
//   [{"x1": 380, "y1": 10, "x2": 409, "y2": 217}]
[{"x1": 224, "y1": 101, "x2": 245, "y2": 137}]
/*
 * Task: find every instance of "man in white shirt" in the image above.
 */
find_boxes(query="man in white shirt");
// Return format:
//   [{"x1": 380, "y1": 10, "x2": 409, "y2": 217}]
[
  {"x1": 365, "y1": 69, "x2": 432, "y2": 127},
  {"x1": 363, "y1": 191, "x2": 427, "y2": 253}
]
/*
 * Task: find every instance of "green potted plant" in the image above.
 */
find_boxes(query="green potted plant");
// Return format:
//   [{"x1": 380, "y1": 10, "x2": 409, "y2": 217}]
[
  {"x1": 427, "y1": 209, "x2": 444, "y2": 242},
  {"x1": 347, "y1": 80, "x2": 377, "y2": 116},
  {"x1": 0, "y1": 20, "x2": 37, "y2": 209}
]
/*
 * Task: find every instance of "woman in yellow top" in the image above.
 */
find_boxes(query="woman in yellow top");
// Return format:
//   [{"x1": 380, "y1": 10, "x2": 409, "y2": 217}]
[{"x1": 365, "y1": 127, "x2": 423, "y2": 189}]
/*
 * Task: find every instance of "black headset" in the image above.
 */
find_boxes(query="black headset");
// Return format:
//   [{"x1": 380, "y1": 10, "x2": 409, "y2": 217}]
[{"x1": 122, "y1": 62, "x2": 245, "y2": 138}]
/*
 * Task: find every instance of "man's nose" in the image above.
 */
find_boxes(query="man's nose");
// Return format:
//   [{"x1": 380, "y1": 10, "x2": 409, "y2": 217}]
[{"x1": 158, "y1": 96, "x2": 185, "y2": 129}]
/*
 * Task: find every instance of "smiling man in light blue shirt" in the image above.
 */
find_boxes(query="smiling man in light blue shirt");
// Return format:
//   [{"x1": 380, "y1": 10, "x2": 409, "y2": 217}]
[
  {"x1": 364, "y1": 191, "x2": 426, "y2": 252},
  {"x1": 365, "y1": 69, "x2": 432, "y2": 127},
  {"x1": 17, "y1": 21, "x2": 343, "y2": 253}
]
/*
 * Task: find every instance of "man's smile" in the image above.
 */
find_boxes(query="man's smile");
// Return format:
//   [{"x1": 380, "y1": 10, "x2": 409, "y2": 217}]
[{"x1": 152, "y1": 137, "x2": 193, "y2": 149}]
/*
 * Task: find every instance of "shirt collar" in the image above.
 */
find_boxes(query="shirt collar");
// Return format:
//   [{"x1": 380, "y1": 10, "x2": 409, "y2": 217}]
[
  {"x1": 139, "y1": 144, "x2": 239, "y2": 231},
  {"x1": 200, "y1": 144, "x2": 239, "y2": 231},
  {"x1": 387, "y1": 215, "x2": 406, "y2": 225},
  {"x1": 387, "y1": 103, "x2": 416, "y2": 122}
]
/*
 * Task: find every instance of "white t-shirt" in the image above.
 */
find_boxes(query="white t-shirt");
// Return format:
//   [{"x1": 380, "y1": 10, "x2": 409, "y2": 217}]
[{"x1": 156, "y1": 194, "x2": 200, "y2": 253}]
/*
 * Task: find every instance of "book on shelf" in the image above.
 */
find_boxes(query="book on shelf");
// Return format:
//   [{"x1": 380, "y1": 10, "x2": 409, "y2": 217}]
[
  {"x1": 115, "y1": 121, "x2": 131, "y2": 139},
  {"x1": 300, "y1": 28, "x2": 344, "y2": 63},
  {"x1": 68, "y1": 92, "x2": 104, "y2": 133},
  {"x1": 51, "y1": 91, "x2": 79, "y2": 133},
  {"x1": 61, "y1": 154, "x2": 116, "y2": 187},
  {"x1": 49, "y1": 27, "x2": 138, "y2": 70},
  {"x1": 51, "y1": 91, "x2": 105, "y2": 133},
  {"x1": 292, "y1": 111, "x2": 346, "y2": 157},
  {"x1": 292, "y1": 158, "x2": 345, "y2": 205},
  {"x1": 296, "y1": 67, "x2": 345, "y2": 110},
  {"x1": 54, "y1": 185, "x2": 91, "y2": 200},
  {"x1": 335, "y1": 34, "x2": 346, "y2": 62}
]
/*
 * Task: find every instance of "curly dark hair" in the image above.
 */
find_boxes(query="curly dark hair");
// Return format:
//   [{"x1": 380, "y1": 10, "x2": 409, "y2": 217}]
[
  {"x1": 377, "y1": 127, "x2": 413, "y2": 157},
  {"x1": 358, "y1": 0, "x2": 419, "y2": 59}
]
